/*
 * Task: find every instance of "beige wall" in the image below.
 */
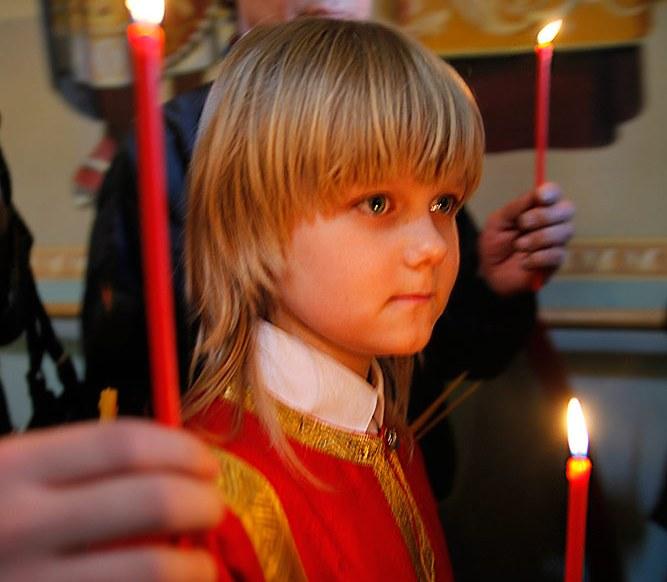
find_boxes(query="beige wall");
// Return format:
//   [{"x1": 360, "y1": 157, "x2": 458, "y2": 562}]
[{"x1": 0, "y1": 0, "x2": 101, "y2": 247}]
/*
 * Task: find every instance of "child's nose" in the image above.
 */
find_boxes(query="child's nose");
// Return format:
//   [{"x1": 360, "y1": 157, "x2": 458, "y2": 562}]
[{"x1": 403, "y1": 217, "x2": 448, "y2": 268}]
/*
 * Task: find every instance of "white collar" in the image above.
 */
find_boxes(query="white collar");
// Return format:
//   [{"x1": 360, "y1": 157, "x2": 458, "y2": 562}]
[{"x1": 256, "y1": 321, "x2": 385, "y2": 434}]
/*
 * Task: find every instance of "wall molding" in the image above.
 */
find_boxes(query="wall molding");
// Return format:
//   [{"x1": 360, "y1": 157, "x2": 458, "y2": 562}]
[
  {"x1": 33, "y1": 241, "x2": 667, "y2": 329},
  {"x1": 541, "y1": 308, "x2": 666, "y2": 330},
  {"x1": 557, "y1": 239, "x2": 667, "y2": 279},
  {"x1": 31, "y1": 239, "x2": 667, "y2": 281},
  {"x1": 32, "y1": 245, "x2": 87, "y2": 280}
]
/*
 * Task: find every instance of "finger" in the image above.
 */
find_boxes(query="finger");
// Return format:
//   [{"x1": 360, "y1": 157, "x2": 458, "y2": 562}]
[
  {"x1": 517, "y1": 199, "x2": 575, "y2": 232},
  {"x1": 514, "y1": 222, "x2": 574, "y2": 253},
  {"x1": 490, "y1": 182, "x2": 564, "y2": 228},
  {"x1": 493, "y1": 190, "x2": 536, "y2": 227},
  {"x1": 2, "y1": 420, "x2": 220, "y2": 485},
  {"x1": 23, "y1": 474, "x2": 224, "y2": 553},
  {"x1": 5, "y1": 546, "x2": 218, "y2": 582},
  {"x1": 522, "y1": 247, "x2": 567, "y2": 270},
  {"x1": 534, "y1": 182, "x2": 562, "y2": 206}
]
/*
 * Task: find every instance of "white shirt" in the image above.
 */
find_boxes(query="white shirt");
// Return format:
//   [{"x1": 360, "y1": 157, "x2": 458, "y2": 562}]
[{"x1": 256, "y1": 321, "x2": 385, "y2": 434}]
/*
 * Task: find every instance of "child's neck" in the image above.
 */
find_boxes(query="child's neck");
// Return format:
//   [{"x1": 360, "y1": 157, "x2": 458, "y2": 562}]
[{"x1": 268, "y1": 313, "x2": 372, "y2": 379}]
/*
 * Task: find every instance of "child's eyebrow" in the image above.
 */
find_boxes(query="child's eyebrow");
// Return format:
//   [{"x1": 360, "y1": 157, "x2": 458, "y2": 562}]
[{"x1": 428, "y1": 183, "x2": 466, "y2": 198}]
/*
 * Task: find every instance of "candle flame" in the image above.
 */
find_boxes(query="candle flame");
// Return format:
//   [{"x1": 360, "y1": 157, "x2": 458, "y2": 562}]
[
  {"x1": 126, "y1": 0, "x2": 164, "y2": 24},
  {"x1": 537, "y1": 19, "x2": 562, "y2": 46},
  {"x1": 567, "y1": 398, "x2": 589, "y2": 457}
]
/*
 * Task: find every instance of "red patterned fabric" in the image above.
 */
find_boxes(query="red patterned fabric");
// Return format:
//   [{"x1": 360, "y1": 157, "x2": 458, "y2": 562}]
[{"x1": 190, "y1": 398, "x2": 454, "y2": 581}]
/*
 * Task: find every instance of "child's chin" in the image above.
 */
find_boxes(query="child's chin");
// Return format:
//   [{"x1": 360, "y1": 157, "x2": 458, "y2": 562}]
[{"x1": 383, "y1": 332, "x2": 432, "y2": 356}]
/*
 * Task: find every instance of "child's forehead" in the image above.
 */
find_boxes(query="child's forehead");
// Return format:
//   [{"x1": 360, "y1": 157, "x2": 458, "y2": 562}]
[{"x1": 340, "y1": 171, "x2": 467, "y2": 195}]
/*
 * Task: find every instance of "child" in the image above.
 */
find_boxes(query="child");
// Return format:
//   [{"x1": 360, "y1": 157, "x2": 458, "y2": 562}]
[{"x1": 186, "y1": 17, "x2": 484, "y2": 580}]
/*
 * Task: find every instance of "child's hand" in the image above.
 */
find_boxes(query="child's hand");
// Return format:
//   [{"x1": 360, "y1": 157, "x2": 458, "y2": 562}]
[
  {"x1": 0, "y1": 420, "x2": 223, "y2": 581},
  {"x1": 477, "y1": 182, "x2": 575, "y2": 295}
]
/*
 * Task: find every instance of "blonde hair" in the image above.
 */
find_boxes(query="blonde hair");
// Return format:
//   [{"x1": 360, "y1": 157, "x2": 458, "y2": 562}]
[{"x1": 184, "y1": 18, "x2": 484, "y2": 444}]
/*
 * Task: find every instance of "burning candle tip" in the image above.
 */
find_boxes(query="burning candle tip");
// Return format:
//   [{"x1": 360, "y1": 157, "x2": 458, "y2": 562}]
[
  {"x1": 537, "y1": 19, "x2": 563, "y2": 47},
  {"x1": 126, "y1": 0, "x2": 165, "y2": 24},
  {"x1": 567, "y1": 398, "x2": 589, "y2": 458}
]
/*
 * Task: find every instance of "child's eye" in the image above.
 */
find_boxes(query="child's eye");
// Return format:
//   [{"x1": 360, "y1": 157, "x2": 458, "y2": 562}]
[
  {"x1": 430, "y1": 195, "x2": 458, "y2": 215},
  {"x1": 359, "y1": 194, "x2": 391, "y2": 216}
]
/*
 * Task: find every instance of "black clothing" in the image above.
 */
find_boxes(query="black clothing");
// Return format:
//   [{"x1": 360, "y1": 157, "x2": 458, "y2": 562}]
[
  {"x1": 652, "y1": 463, "x2": 667, "y2": 530},
  {"x1": 1, "y1": 145, "x2": 82, "y2": 432},
  {"x1": 81, "y1": 84, "x2": 210, "y2": 416},
  {"x1": 82, "y1": 84, "x2": 537, "y2": 496},
  {"x1": 0, "y1": 146, "x2": 14, "y2": 433}
]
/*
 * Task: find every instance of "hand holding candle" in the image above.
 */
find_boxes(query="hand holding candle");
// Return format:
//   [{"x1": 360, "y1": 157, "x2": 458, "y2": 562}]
[
  {"x1": 564, "y1": 398, "x2": 591, "y2": 582},
  {"x1": 126, "y1": 0, "x2": 181, "y2": 427}
]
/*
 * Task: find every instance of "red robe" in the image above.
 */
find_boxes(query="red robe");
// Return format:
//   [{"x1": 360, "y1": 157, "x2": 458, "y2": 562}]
[{"x1": 189, "y1": 394, "x2": 454, "y2": 581}]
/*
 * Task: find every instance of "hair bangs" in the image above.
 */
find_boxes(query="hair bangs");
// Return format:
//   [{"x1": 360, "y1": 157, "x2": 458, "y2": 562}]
[
  {"x1": 247, "y1": 18, "x2": 486, "y2": 209},
  {"x1": 316, "y1": 58, "x2": 484, "y2": 205},
  {"x1": 196, "y1": 18, "x2": 484, "y2": 224}
]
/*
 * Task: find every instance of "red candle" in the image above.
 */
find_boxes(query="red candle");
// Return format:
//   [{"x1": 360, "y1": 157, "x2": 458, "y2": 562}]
[
  {"x1": 534, "y1": 20, "x2": 561, "y2": 188},
  {"x1": 532, "y1": 19, "x2": 562, "y2": 291},
  {"x1": 126, "y1": 0, "x2": 181, "y2": 427},
  {"x1": 564, "y1": 398, "x2": 591, "y2": 582}
]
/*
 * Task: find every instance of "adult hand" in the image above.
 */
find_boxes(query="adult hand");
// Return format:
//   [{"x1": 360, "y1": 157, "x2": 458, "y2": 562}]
[
  {"x1": 477, "y1": 182, "x2": 574, "y2": 296},
  {"x1": 0, "y1": 420, "x2": 223, "y2": 582}
]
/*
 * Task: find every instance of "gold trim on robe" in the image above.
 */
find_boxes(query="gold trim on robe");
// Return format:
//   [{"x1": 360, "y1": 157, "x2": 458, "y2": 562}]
[
  {"x1": 273, "y1": 399, "x2": 435, "y2": 580},
  {"x1": 219, "y1": 390, "x2": 436, "y2": 581},
  {"x1": 214, "y1": 449, "x2": 308, "y2": 581}
]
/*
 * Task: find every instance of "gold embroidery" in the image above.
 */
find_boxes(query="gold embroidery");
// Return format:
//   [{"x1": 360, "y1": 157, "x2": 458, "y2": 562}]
[
  {"x1": 222, "y1": 387, "x2": 385, "y2": 464},
  {"x1": 213, "y1": 449, "x2": 307, "y2": 582},
  {"x1": 269, "y1": 402, "x2": 435, "y2": 578},
  {"x1": 377, "y1": 451, "x2": 435, "y2": 581},
  {"x1": 274, "y1": 399, "x2": 385, "y2": 464},
  {"x1": 220, "y1": 390, "x2": 436, "y2": 580}
]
